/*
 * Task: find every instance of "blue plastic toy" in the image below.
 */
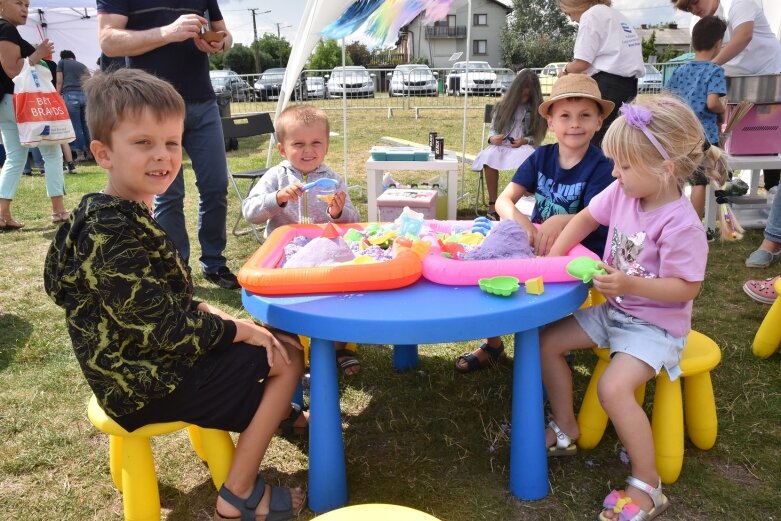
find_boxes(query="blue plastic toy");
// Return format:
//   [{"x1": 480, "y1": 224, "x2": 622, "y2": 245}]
[{"x1": 302, "y1": 178, "x2": 338, "y2": 192}]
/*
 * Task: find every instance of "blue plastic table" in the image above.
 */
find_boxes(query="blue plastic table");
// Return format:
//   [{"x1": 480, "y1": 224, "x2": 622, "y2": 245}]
[{"x1": 242, "y1": 279, "x2": 588, "y2": 513}]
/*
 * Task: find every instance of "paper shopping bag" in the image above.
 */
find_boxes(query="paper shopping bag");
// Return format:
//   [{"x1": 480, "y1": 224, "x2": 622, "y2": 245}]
[{"x1": 12, "y1": 60, "x2": 75, "y2": 147}]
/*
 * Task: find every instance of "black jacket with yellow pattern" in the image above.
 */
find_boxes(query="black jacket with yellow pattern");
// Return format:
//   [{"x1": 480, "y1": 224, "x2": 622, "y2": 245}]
[{"x1": 44, "y1": 193, "x2": 236, "y2": 419}]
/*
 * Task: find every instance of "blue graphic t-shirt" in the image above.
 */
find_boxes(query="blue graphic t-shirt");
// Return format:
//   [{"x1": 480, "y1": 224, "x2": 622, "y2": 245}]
[
  {"x1": 665, "y1": 61, "x2": 726, "y2": 144},
  {"x1": 512, "y1": 143, "x2": 614, "y2": 256}
]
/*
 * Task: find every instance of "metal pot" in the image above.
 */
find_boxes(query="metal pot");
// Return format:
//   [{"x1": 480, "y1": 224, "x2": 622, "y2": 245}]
[{"x1": 726, "y1": 74, "x2": 781, "y2": 104}]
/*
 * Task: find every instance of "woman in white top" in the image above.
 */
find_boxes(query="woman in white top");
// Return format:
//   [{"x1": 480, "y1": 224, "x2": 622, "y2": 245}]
[
  {"x1": 556, "y1": 0, "x2": 646, "y2": 147},
  {"x1": 672, "y1": 0, "x2": 781, "y2": 190}
]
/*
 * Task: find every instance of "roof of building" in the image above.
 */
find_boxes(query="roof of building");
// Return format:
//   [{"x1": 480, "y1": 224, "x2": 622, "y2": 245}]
[{"x1": 635, "y1": 27, "x2": 692, "y2": 47}]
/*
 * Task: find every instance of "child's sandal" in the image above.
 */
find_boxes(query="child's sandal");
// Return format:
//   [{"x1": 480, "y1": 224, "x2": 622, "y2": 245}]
[
  {"x1": 547, "y1": 419, "x2": 577, "y2": 456},
  {"x1": 598, "y1": 476, "x2": 669, "y2": 521}
]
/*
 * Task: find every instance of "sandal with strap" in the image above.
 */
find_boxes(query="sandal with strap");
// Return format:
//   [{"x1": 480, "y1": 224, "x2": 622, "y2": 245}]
[
  {"x1": 0, "y1": 216, "x2": 24, "y2": 230},
  {"x1": 214, "y1": 473, "x2": 304, "y2": 521},
  {"x1": 335, "y1": 348, "x2": 360, "y2": 376},
  {"x1": 276, "y1": 403, "x2": 308, "y2": 438},
  {"x1": 599, "y1": 476, "x2": 669, "y2": 521},
  {"x1": 51, "y1": 211, "x2": 70, "y2": 224},
  {"x1": 547, "y1": 419, "x2": 577, "y2": 456},
  {"x1": 455, "y1": 341, "x2": 505, "y2": 373}
]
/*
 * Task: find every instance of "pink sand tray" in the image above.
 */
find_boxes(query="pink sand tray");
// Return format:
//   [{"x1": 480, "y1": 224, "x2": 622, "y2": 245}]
[{"x1": 421, "y1": 220, "x2": 600, "y2": 286}]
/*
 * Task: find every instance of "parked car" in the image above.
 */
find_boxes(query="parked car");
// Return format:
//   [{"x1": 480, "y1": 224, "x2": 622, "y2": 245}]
[
  {"x1": 497, "y1": 70, "x2": 516, "y2": 93},
  {"x1": 388, "y1": 64, "x2": 438, "y2": 96},
  {"x1": 538, "y1": 62, "x2": 567, "y2": 96},
  {"x1": 209, "y1": 70, "x2": 253, "y2": 102},
  {"x1": 637, "y1": 64, "x2": 663, "y2": 94},
  {"x1": 326, "y1": 66, "x2": 375, "y2": 98},
  {"x1": 306, "y1": 76, "x2": 327, "y2": 99},
  {"x1": 254, "y1": 68, "x2": 307, "y2": 101},
  {"x1": 445, "y1": 61, "x2": 501, "y2": 96}
]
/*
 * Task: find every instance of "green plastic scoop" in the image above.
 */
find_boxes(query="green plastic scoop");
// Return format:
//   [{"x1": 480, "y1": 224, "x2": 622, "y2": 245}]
[
  {"x1": 478, "y1": 276, "x2": 520, "y2": 297},
  {"x1": 566, "y1": 256, "x2": 606, "y2": 283}
]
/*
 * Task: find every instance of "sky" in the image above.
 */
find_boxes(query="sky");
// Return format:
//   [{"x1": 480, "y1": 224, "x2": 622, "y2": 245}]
[{"x1": 219, "y1": 0, "x2": 694, "y2": 48}]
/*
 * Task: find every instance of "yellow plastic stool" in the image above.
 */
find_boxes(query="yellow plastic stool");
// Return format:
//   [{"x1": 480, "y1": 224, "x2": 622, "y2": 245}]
[
  {"x1": 576, "y1": 330, "x2": 721, "y2": 484},
  {"x1": 753, "y1": 277, "x2": 781, "y2": 359},
  {"x1": 314, "y1": 504, "x2": 442, "y2": 520},
  {"x1": 87, "y1": 395, "x2": 235, "y2": 521}
]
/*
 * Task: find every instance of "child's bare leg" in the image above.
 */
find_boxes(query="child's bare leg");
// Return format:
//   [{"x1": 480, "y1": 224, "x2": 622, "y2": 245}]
[
  {"x1": 216, "y1": 346, "x2": 305, "y2": 518},
  {"x1": 483, "y1": 166, "x2": 499, "y2": 214},
  {"x1": 598, "y1": 353, "x2": 658, "y2": 517},
  {"x1": 540, "y1": 316, "x2": 595, "y2": 446},
  {"x1": 690, "y1": 185, "x2": 706, "y2": 219}
]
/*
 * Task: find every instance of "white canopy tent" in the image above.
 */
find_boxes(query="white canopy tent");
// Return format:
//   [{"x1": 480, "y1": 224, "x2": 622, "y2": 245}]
[{"x1": 18, "y1": 5, "x2": 100, "y2": 71}]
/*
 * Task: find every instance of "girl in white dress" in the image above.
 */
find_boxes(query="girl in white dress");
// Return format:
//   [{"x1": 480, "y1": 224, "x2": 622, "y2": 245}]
[{"x1": 472, "y1": 69, "x2": 547, "y2": 220}]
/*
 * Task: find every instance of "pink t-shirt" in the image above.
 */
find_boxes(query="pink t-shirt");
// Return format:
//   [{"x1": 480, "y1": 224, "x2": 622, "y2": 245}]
[{"x1": 588, "y1": 181, "x2": 708, "y2": 337}]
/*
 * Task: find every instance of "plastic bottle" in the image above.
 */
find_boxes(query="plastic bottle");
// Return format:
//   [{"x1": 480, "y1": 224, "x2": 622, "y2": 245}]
[{"x1": 433, "y1": 183, "x2": 447, "y2": 220}]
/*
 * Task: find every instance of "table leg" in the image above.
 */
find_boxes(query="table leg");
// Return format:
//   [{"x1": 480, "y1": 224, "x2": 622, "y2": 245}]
[
  {"x1": 392, "y1": 344, "x2": 419, "y2": 372},
  {"x1": 510, "y1": 329, "x2": 548, "y2": 500},
  {"x1": 447, "y1": 168, "x2": 458, "y2": 220},
  {"x1": 367, "y1": 168, "x2": 380, "y2": 221},
  {"x1": 308, "y1": 338, "x2": 348, "y2": 512}
]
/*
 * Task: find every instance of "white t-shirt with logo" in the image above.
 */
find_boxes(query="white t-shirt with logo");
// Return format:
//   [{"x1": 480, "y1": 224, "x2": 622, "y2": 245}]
[
  {"x1": 573, "y1": 4, "x2": 646, "y2": 78},
  {"x1": 697, "y1": 0, "x2": 781, "y2": 75}
]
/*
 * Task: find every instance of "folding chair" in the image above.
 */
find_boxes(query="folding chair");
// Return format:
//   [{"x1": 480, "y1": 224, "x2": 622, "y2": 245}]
[
  {"x1": 221, "y1": 113, "x2": 275, "y2": 242},
  {"x1": 475, "y1": 104, "x2": 494, "y2": 215}
]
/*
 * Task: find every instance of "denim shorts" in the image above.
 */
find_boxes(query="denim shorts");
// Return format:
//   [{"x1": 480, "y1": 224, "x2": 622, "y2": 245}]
[{"x1": 574, "y1": 304, "x2": 686, "y2": 381}]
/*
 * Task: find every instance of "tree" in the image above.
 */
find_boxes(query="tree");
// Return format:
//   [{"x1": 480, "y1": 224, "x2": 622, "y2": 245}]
[
  {"x1": 642, "y1": 31, "x2": 658, "y2": 61},
  {"x1": 307, "y1": 39, "x2": 353, "y2": 72},
  {"x1": 222, "y1": 43, "x2": 255, "y2": 74},
  {"x1": 346, "y1": 42, "x2": 371, "y2": 67},
  {"x1": 254, "y1": 33, "x2": 292, "y2": 71},
  {"x1": 501, "y1": 0, "x2": 576, "y2": 68}
]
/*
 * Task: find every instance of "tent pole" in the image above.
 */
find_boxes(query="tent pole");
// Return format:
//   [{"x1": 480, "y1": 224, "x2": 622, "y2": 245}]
[{"x1": 459, "y1": 0, "x2": 472, "y2": 211}]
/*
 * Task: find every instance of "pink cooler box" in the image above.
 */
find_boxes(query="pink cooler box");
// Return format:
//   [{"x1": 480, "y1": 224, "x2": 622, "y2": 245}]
[
  {"x1": 724, "y1": 104, "x2": 781, "y2": 155},
  {"x1": 377, "y1": 189, "x2": 437, "y2": 221}
]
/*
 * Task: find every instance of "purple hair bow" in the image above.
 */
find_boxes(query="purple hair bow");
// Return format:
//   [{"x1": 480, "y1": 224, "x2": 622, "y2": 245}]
[{"x1": 619, "y1": 103, "x2": 670, "y2": 160}]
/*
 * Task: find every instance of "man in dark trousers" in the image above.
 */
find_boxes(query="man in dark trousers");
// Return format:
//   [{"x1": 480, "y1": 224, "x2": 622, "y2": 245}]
[{"x1": 97, "y1": 0, "x2": 240, "y2": 289}]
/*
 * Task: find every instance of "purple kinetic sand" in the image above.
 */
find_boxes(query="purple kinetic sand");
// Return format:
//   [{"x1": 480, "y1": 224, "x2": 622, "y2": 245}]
[
  {"x1": 283, "y1": 237, "x2": 355, "y2": 268},
  {"x1": 461, "y1": 220, "x2": 534, "y2": 260}
]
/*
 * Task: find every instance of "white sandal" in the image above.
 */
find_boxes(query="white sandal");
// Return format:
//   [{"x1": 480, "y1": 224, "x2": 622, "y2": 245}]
[
  {"x1": 547, "y1": 419, "x2": 577, "y2": 456},
  {"x1": 599, "y1": 476, "x2": 669, "y2": 521}
]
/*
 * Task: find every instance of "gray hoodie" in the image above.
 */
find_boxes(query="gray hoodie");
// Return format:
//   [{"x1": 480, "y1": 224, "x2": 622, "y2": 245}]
[{"x1": 242, "y1": 160, "x2": 360, "y2": 237}]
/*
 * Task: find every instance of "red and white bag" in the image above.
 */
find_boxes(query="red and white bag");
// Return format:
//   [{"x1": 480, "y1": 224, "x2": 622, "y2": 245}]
[{"x1": 12, "y1": 60, "x2": 75, "y2": 146}]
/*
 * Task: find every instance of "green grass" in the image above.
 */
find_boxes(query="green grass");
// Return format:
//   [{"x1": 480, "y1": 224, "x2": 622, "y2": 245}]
[{"x1": 1, "y1": 107, "x2": 780, "y2": 520}]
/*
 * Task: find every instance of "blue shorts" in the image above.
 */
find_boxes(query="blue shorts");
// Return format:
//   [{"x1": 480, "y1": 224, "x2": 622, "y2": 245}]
[{"x1": 573, "y1": 303, "x2": 686, "y2": 381}]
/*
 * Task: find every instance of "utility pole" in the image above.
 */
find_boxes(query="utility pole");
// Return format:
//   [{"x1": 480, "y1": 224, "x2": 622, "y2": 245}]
[
  {"x1": 248, "y1": 9, "x2": 271, "y2": 73},
  {"x1": 275, "y1": 22, "x2": 292, "y2": 38}
]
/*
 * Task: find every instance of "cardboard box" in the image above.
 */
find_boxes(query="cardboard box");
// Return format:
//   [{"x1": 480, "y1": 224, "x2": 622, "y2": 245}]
[{"x1": 377, "y1": 189, "x2": 437, "y2": 221}]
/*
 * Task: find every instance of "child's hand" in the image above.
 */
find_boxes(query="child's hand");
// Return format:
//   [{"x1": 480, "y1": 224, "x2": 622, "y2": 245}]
[
  {"x1": 276, "y1": 182, "x2": 304, "y2": 206},
  {"x1": 239, "y1": 320, "x2": 292, "y2": 367},
  {"x1": 510, "y1": 138, "x2": 526, "y2": 149},
  {"x1": 591, "y1": 264, "x2": 631, "y2": 298},
  {"x1": 536, "y1": 215, "x2": 569, "y2": 256},
  {"x1": 328, "y1": 191, "x2": 346, "y2": 218}
]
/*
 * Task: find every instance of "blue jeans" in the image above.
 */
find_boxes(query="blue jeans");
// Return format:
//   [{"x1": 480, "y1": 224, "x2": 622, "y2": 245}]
[
  {"x1": 765, "y1": 186, "x2": 781, "y2": 245},
  {"x1": 62, "y1": 90, "x2": 90, "y2": 153},
  {"x1": 154, "y1": 99, "x2": 228, "y2": 272},
  {"x1": 23, "y1": 147, "x2": 44, "y2": 172},
  {"x1": 0, "y1": 94, "x2": 64, "y2": 199}
]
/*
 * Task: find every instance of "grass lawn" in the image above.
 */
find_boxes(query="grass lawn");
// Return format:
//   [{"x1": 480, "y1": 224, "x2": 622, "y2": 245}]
[{"x1": 1, "y1": 106, "x2": 780, "y2": 520}]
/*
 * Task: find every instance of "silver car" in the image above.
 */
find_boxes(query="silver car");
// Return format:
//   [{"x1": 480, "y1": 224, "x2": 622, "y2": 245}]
[
  {"x1": 388, "y1": 64, "x2": 438, "y2": 96},
  {"x1": 307, "y1": 76, "x2": 326, "y2": 99},
  {"x1": 638, "y1": 64, "x2": 663, "y2": 94},
  {"x1": 327, "y1": 66, "x2": 375, "y2": 98}
]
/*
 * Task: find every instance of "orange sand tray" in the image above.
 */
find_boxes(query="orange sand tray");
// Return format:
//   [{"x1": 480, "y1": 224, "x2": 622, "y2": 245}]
[{"x1": 238, "y1": 223, "x2": 424, "y2": 296}]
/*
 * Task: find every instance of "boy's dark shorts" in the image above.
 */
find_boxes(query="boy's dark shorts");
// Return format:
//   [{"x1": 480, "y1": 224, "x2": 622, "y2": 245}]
[{"x1": 115, "y1": 342, "x2": 271, "y2": 433}]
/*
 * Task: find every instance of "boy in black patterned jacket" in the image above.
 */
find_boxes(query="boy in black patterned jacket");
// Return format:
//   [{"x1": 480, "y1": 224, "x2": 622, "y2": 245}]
[{"x1": 44, "y1": 69, "x2": 305, "y2": 520}]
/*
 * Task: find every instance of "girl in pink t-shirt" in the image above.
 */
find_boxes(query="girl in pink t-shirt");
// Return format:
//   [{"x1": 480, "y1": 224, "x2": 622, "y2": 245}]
[{"x1": 543, "y1": 96, "x2": 726, "y2": 521}]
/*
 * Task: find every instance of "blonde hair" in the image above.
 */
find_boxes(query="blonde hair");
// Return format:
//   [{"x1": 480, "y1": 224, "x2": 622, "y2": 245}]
[
  {"x1": 602, "y1": 95, "x2": 727, "y2": 189},
  {"x1": 275, "y1": 104, "x2": 330, "y2": 142},
  {"x1": 84, "y1": 69, "x2": 185, "y2": 148},
  {"x1": 558, "y1": 0, "x2": 611, "y2": 15}
]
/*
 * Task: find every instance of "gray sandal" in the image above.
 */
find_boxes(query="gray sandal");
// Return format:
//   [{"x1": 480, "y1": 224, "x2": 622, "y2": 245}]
[
  {"x1": 745, "y1": 248, "x2": 781, "y2": 268},
  {"x1": 214, "y1": 473, "x2": 303, "y2": 521}
]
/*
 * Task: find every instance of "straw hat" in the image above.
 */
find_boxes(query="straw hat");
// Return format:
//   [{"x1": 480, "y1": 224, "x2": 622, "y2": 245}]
[{"x1": 538, "y1": 74, "x2": 615, "y2": 118}]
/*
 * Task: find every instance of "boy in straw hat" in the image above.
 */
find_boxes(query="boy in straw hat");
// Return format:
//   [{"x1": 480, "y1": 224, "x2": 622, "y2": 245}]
[{"x1": 457, "y1": 73, "x2": 616, "y2": 373}]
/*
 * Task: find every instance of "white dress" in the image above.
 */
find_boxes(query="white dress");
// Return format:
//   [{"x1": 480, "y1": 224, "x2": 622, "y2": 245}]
[{"x1": 472, "y1": 105, "x2": 535, "y2": 172}]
